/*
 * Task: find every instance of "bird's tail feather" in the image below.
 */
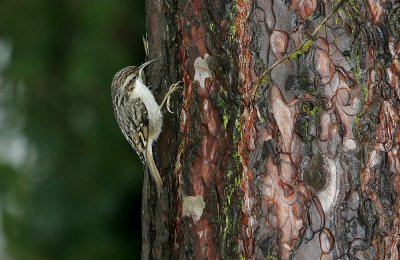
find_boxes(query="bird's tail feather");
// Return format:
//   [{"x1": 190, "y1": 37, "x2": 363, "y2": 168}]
[{"x1": 145, "y1": 144, "x2": 163, "y2": 196}]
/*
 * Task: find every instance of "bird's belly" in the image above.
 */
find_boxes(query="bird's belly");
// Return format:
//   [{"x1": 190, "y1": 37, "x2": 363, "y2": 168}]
[{"x1": 133, "y1": 86, "x2": 163, "y2": 140}]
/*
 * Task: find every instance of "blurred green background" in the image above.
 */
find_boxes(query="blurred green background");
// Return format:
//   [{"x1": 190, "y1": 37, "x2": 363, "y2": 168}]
[{"x1": 0, "y1": 1, "x2": 146, "y2": 259}]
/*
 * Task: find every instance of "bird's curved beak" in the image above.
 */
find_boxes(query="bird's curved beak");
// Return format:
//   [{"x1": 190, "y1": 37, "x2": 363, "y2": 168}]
[{"x1": 138, "y1": 59, "x2": 157, "y2": 75}]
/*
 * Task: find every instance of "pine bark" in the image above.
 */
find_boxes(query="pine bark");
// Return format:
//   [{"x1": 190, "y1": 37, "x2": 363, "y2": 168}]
[{"x1": 143, "y1": 0, "x2": 400, "y2": 259}]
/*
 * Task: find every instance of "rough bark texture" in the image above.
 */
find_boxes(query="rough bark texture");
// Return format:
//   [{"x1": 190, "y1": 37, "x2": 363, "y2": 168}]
[{"x1": 143, "y1": 0, "x2": 400, "y2": 259}]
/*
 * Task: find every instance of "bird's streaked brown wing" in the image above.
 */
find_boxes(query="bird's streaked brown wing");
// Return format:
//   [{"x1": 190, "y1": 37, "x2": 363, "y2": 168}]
[
  {"x1": 114, "y1": 97, "x2": 149, "y2": 164},
  {"x1": 127, "y1": 98, "x2": 149, "y2": 163}
]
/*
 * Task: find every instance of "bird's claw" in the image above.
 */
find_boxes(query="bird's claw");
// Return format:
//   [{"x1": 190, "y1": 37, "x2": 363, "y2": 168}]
[
  {"x1": 160, "y1": 81, "x2": 184, "y2": 113},
  {"x1": 167, "y1": 81, "x2": 184, "y2": 113}
]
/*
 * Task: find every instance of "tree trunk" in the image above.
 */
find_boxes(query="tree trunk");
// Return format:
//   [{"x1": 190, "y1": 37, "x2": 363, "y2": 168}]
[{"x1": 143, "y1": 0, "x2": 400, "y2": 259}]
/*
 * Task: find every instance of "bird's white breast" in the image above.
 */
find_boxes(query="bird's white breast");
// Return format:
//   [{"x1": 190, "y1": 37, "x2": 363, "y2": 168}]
[{"x1": 133, "y1": 78, "x2": 163, "y2": 141}]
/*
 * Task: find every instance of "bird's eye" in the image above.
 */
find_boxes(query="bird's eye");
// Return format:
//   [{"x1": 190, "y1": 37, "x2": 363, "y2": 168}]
[{"x1": 129, "y1": 77, "x2": 136, "y2": 84}]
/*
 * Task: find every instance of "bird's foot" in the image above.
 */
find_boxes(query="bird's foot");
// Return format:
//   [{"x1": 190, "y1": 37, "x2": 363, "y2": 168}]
[{"x1": 160, "y1": 81, "x2": 184, "y2": 113}]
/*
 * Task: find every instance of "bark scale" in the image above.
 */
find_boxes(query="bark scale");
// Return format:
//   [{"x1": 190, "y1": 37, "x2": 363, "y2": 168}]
[{"x1": 143, "y1": 0, "x2": 400, "y2": 259}]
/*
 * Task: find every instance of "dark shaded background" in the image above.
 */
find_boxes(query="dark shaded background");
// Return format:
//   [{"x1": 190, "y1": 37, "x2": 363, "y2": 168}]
[{"x1": 0, "y1": 1, "x2": 146, "y2": 259}]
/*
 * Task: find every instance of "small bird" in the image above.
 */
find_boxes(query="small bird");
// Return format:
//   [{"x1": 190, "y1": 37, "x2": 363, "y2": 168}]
[{"x1": 111, "y1": 60, "x2": 182, "y2": 194}]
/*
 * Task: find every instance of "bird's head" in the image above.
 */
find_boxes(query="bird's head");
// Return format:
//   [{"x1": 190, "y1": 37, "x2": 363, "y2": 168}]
[{"x1": 111, "y1": 59, "x2": 157, "y2": 97}]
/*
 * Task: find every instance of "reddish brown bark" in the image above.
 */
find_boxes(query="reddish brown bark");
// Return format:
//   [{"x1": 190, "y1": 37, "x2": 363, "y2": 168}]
[{"x1": 143, "y1": 0, "x2": 400, "y2": 259}]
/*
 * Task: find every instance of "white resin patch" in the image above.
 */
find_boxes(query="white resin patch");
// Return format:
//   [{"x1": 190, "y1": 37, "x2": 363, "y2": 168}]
[
  {"x1": 194, "y1": 54, "x2": 212, "y2": 89},
  {"x1": 182, "y1": 196, "x2": 206, "y2": 222}
]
